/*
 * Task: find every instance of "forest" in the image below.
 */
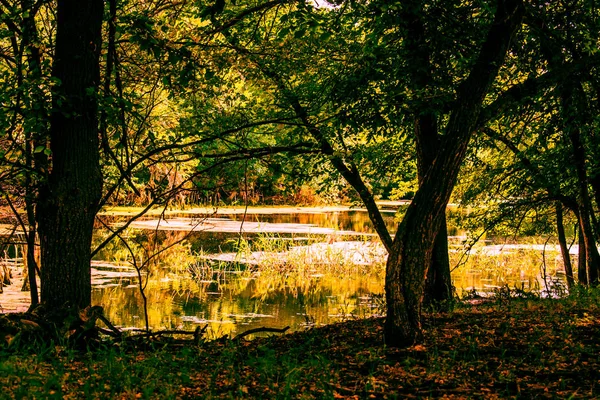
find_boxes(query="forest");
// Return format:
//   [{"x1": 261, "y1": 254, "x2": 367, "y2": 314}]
[{"x1": 1, "y1": 0, "x2": 600, "y2": 397}]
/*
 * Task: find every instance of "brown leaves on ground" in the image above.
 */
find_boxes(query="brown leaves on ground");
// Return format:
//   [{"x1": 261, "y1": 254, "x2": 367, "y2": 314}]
[
  {"x1": 1, "y1": 298, "x2": 600, "y2": 398},
  {"x1": 181, "y1": 300, "x2": 600, "y2": 398}
]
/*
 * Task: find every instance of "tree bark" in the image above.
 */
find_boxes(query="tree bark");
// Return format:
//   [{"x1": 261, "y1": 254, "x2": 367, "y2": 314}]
[
  {"x1": 415, "y1": 114, "x2": 452, "y2": 304},
  {"x1": 556, "y1": 202, "x2": 574, "y2": 290},
  {"x1": 424, "y1": 219, "x2": 452, "y2": 303},
  {"x1": 402, "y1": 3, "x2": 453, "y2": 305},
  {"x1": 37, "y1": 0, "x2": 104, "y2": 311},
  {"x1": 384, "y1": 0, "x2": 523, "y2": 347}
]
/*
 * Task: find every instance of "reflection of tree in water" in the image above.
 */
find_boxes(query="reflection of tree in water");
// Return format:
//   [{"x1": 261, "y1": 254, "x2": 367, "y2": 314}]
[
  {"x1": 89, "y1": 211, "x2": 564, "y2": 339},
  {"x1": 92, "y1": 227, "x2": 197, "y2": 274},
  {"x1": 93, "y1": 244, "x2": 385, "y2": 337}
]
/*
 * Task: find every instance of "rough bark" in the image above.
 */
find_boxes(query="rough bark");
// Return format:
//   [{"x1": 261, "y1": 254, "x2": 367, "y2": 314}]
[
  {"x1": 424, "y1": 220, "x2": 452, "y2": 303},
  {"x1": 415, "y1": 115, "x2": 452, "y2": 304},
  {"x1": 37, "y1": 0, "x2": 104, "y2": 311},
  {"x1": 384, "y1": 0, "x2": 524, "y2": 347},
  {"x1": 402, "y1": 3, "x2": 452, "y2": 304},
  {"x1": 556, "y1": 202, "x2": 574, "y2": 290}
]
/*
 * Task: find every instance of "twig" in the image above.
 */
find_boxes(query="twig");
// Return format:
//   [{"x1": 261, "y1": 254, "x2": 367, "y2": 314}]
[{"x1": 234, "y1": 326, "x2": 290, "y2": 340}]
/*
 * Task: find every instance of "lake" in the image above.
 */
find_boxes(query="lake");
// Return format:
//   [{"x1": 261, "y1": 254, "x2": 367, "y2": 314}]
[{"x1": 1, "y1": 205, "x2": 569, "y2": 339}]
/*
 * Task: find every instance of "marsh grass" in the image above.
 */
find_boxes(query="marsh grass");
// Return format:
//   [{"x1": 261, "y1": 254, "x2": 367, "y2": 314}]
[
  {"x1": 450, "y1": 237, "x2": 566, "y2": 297},
  {"x1": 229, "y1": 234, "x2": 385, "y2": 303},
  {"x1": 89, "y1": 226, "x2": 571, "y2": 340}
]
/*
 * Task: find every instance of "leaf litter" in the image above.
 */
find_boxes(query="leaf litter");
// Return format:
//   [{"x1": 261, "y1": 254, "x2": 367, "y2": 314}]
[{"x1": 1, "y1": 297, "x2": 599, "y2": 398}]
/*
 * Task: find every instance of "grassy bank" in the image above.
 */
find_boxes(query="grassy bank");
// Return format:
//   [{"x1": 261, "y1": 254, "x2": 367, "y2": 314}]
[{"x1": 1, "y1": 293, "x2": 600, "y2": 399}]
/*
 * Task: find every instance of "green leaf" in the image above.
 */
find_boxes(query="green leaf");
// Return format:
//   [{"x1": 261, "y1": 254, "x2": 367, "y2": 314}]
[
  {"x1": 278, "y1": 27, "x2": 290, "y2": 39},
  {"x1": 319, "y1": 31, "x2": 332, "y2": 41},
  {"x1": 293, "y1": 28, "x2": 306, "y2": 39}
]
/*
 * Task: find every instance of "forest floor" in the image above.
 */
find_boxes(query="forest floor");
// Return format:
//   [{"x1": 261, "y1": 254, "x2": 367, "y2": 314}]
[{"x1": 1, "y1": 293, "x2": 600, "y2": 399}]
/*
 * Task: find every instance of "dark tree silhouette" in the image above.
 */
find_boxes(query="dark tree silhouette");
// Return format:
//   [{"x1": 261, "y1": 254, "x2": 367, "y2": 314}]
[{"x1": 37, "y1": 0, "x2": 104, "y2": 310}]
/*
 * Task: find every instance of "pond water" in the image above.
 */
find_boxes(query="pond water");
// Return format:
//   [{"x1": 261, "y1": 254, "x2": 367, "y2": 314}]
[{"x1": 1, "y1": 206, "x2": 570, "y2": 339}]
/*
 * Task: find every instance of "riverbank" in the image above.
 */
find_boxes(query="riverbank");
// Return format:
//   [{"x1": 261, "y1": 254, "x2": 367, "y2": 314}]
[{"x1": 1, "y1": 293, "x2": 599, "y2": 399}]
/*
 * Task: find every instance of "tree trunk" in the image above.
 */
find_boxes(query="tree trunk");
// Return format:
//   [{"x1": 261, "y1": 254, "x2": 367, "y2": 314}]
[
  {"x1": 559, "y1": 83, "x2": 600, "y2": 285},
  {"x1": 578, "y1": 222, "x2": 588, "y2": 285},
  {"x1": 424, "y1": 217, "x2": 452, "y2": 303},
  {"x1": 579, "y1": 208, "x2": 600, "y2": 285},
  {"x1": 384, "y1": 0, "x2": 523, "y2": 347},
  {"x1": 37, "y1": 0, "x2": 104, "y2": 311},
  {"x1": 589, "y1": 154, "x2": 600, "y2": 222},
  {"x1": 402, "y1": 2, "x2": 452, "y2": 304},
  {"x1": 415, "y1": 115, "x2": 452, "y2": 304},
  {"x1": 21, "y1": 0, "x2": 47, "y2": 309},
  {"x1": 556, "y1": 202, "x2": 574, "y2": 289}
]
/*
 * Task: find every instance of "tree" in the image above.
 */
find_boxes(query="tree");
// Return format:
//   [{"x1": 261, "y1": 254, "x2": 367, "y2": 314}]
[
  {"x1": 384, "y1": 0, "x2": 524, "y2": 346},
  {"x1": 36, "y1": 0, "x2": 104, "y2": 310},
  {"x1": 529, "y1": 7, "x2": 600, "y2": 285},
  {"x1": 453, "y1": 0, "x2": 600, "y2": 289},
  {"x1": 191, "y1": 0, "x2": 526, "y2": 346}
]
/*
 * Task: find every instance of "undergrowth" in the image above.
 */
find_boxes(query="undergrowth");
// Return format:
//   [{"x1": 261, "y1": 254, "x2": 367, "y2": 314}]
[{"x1": 2, "y1": 291, "x2": 600, "y2": 398}]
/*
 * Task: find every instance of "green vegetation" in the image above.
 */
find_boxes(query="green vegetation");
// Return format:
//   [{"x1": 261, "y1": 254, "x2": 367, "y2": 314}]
[
  {"x1": 0, "y1": 2, "x2": 600, "y2": 397},
  {"x1": 2, "y1": 294, "x2": 600, "y2": 398}
]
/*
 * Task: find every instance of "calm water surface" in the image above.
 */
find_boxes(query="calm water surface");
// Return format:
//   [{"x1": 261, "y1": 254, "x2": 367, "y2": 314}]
[
  {"x1": 1, "y1": 208, "x2": 568, "y2": 339},
  {"x1": 88, "y1": 208, "x2": 567, "y2": 338}
]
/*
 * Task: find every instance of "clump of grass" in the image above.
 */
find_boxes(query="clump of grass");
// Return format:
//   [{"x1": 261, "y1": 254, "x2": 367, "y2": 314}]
[
  {"x1": 231, "y1": 234, "x2": 385, "y2": 301},
  {"x1": 450, "y1": 237, "x2": 565, "y2": 298}
]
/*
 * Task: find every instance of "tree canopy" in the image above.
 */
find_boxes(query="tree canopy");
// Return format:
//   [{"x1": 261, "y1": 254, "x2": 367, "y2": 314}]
[{"x1": 0, "y1": 0, "x2": 598, "y2": 347}]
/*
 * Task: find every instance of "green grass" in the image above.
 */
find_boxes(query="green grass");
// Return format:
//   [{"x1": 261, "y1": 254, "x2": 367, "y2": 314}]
[{"x1": 2, "y1": 291, "x2": 600, "y2": 398}]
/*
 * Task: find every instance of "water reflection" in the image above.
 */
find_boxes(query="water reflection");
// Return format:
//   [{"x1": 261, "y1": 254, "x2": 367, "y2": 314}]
[
  {"x1": 1, "y1": 208, "x2": 569, "y2": 338},
  {"x1": 92, "y1": 267, "x2": 384, "y2": 339}
]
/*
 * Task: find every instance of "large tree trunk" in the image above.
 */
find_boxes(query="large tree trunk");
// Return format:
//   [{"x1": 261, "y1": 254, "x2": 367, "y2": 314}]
[
  {"x1": 384, "y1": 0, "x2": 523, "y2": 347},
  {"x1": 401, "y1": 2, "x2": 453, "y2": 305},
  {"x1": 37, "y1": 0, "x2": 104, "y2": 311},
  {"x1": 415, "y1": 114, "x2": 452, "y2": 304}
]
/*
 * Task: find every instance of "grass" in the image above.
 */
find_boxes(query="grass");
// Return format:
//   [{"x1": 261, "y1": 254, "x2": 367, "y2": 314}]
[
  {"x1": 450, "y1": 236, "x2": 567, "y2": 297},
  {"x1": 88, "y1": 230, "x2": 570, "y2": 340},
  {"x1": 2, "y1": 291, "x2": 600, "y2": 399}
]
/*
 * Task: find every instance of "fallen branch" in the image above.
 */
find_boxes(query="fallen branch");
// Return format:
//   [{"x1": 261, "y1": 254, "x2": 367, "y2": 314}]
[
  {"x1": 234, "y1": 326, "x2": 290, "y2": 340},
  {"x1": 127, "y1": 326, "x2": 207, "y2": 339},
  {"x1": 96, "y1": 312, "x2": 123, "y2": 338},
  {"x1": 98, "y1": 327, "x2": 121, "y2": 338}
]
